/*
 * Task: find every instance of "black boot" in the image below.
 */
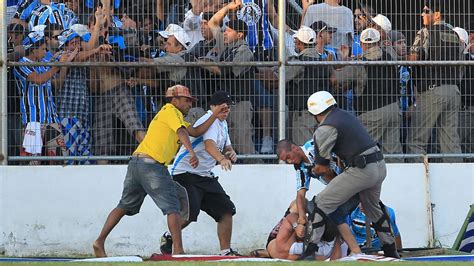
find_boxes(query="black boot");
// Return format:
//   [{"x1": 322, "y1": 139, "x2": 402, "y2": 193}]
[{"x1": 382, "y1": 243, "x2": 400, "y2": 259}]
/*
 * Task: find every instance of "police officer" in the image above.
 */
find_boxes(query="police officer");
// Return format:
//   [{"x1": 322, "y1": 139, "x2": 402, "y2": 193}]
[
  {"x1": 406, "y1": 0, "x2": 464, "y2": 163},
  {"x1": 303, "y1": 91, "x2": 399, "y2": 258}
]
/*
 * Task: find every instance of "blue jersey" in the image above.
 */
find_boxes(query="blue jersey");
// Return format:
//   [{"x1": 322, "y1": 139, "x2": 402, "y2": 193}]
[
  {"x1": 15, "y1": 0, "x2": 40, "y2": 21},
  {"x1": 352, "y1": 34, "x2": 363, "y2": 57},
  {"x1": 348, "y1": 206, "x2": 400, "y2": 248},
  {"x1": 237, "y1": 0, "x2": 273, "y2": 51},
  {"x1": 295, "y1": 140, "x2": 341, "y2": 191},
  {"x1": 27, "y1": 2, "x2": 76, "y2": 30},
  {"x1": 13, "y1": 57, "x2": 59, "y2": 125},
  {"x1": 399, "y1": 66, "x2": 415, "y2": 111}
]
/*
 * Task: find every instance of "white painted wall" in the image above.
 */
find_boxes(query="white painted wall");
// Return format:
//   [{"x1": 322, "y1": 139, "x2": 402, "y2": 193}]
[{"x1": 0, "y1": 163, "x2": 472, "y2": 256}]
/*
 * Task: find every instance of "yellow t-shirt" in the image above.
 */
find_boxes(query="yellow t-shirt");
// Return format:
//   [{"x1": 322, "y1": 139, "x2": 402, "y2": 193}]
[{"x1": 134, "y1": 103, "x2": 189, "y2": 165}]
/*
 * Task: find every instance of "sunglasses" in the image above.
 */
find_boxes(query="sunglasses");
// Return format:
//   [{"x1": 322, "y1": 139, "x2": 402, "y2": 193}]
[{"x1": 355, "y1": 14, "x2": 366, "y2": 20}]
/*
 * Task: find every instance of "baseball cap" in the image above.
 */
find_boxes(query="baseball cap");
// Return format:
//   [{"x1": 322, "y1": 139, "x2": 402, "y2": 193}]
[
  {"x1": 226, "y1": 19, "x2": 248, "y2": 37},
  {"x1": 23, "y1": 25, "x2": 46, "y2": 50},
  {"x1": 159, "y1": 24, "x2": 192, "y2": 50},
  {"x1": 310, "y1": 21, "x2": 337, "y2": 34},
  {"x1": 165, "y1": 85, "x2": 198, "y2": 101},
  {"x1": 360, "y1": 28, "x2": 381, "y2": 44},
  {"x1": 209, "y1": 91, "x2": 235, "y2": 106},
  {"x1": 58, "y1": 28, "x2": 80, "y2": 48},
  {"x1": 453, "y1": 27, "x2": 468, "y2": 45},
  {"x1": 293, "y1": 26, "x2": 316, "y2": 44},
  {"x1": 372, "y1": 14, "x2": 392, "y2": 33},
  {"x1": 388, "y1": 30, "x2": 406, "y2": 43},
  {"x1": 71, "y1": 24, "x2": 91, "y2": 42}
]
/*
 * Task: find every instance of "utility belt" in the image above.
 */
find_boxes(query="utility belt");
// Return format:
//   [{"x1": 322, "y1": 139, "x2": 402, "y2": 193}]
[
  {"x1": 347, "y1": 150, "x2": 384, "y2": 168},
  {"x1": 131, "y1": 153, "x2": 165, "y2": 165}
]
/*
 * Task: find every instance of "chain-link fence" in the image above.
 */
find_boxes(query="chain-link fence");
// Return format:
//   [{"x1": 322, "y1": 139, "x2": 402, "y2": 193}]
[{"x1": 1, "y1": 0, "x2": 473, "y2": 164}]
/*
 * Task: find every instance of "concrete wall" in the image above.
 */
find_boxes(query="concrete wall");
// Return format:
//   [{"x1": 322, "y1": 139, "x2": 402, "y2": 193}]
[{"x1": 0, "y1": 163, "x2": 473, "y2": 256}]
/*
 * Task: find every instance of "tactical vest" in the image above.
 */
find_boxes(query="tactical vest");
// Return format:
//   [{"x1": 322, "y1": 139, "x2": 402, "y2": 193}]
[
  {"x1": 354, "y1": 50, "x2": 399, "y2": 113},
  {"x1": 415, "y1": 23, "x2": 463, "y2": 92},
  {"x1": 319, "y1": 108, "x2": 375, "y2": 161}
]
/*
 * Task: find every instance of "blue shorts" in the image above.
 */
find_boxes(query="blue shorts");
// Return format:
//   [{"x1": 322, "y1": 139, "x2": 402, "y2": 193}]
[
  {"x1": 117, "y1": 158, "x2": 182, "y2": 216},
  {"x1": 251, "y1": 80, "x2": 274, "y2": 109}
]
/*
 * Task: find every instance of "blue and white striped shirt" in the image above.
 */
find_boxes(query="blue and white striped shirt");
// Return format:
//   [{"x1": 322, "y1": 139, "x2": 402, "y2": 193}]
[
  {"x1": 295, "y1": 140, "x2": 341, "y2": 191},
  {"x1": 13, "y1": 57, "x2": 59, "y2": 125}
]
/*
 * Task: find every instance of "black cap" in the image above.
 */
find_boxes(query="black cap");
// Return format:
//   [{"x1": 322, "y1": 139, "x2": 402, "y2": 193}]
[
  {"x1": 209, "y1": 91, "x2": 235, "y2": 105},
  {"x1": 310, "y1": 21, "x2": 337, "y2": 33},
  {"x1": 226, "y1": 19, "x2": 248, "y2": 37}
]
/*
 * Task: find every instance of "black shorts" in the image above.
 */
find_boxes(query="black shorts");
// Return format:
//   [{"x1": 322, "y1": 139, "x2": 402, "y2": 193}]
[{"x1": 173, "y1": 172, "x2": 236, "y2": 222}]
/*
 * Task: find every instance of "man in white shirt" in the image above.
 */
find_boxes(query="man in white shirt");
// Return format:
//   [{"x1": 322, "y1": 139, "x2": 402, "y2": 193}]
[
  {"x1": 302, "y1": 0, "x2": 353, "y2": 51},
  {"x1": 161, "y1": 91, "x2": 241, "y2": 256}
]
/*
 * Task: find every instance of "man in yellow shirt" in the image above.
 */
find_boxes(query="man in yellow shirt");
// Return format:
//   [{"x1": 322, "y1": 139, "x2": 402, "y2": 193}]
[{"x1": 93, "y1": 85, "x2": 227, "y2": 257}]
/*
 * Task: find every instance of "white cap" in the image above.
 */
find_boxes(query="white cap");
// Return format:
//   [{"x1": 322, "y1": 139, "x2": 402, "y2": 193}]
[
  {"x1": 293, "y1": 26, "x2": 316, "y2": 44},
  {"x1": 360, "y1": 28, "x2": 381, "y2": 44},
  {"x1": 307, "y1": 91, "x2": 337, "y2": 115},
  {"x1": 159, "y1": 24, "x2": 192, "y2": 50},
  {"x1": 372, "y1": 14, "x2": 392, "y2": 33},
  {"x1": 453, "y1": 27, "x2": 468, "y2": 45},
  {"x1": 70, "y1": 24, "x2": 90, "y2": 37}
]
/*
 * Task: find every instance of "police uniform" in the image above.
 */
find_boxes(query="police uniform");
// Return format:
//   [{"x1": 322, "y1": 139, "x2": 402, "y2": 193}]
[
  {"x1": 306, "y1": 106, "x2": 398, "y2": 258},
  {"x1": 407, "y1": 21, "x2": 463, "y2": 163},
  {"x1": 356, "y1": 46, "x2": 403, "y2": 162}
]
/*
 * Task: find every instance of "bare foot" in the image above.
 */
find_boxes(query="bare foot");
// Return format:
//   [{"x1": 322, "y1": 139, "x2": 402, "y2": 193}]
[{"x1": 93, "y1": 240, "x2": 107, "y2": 257}]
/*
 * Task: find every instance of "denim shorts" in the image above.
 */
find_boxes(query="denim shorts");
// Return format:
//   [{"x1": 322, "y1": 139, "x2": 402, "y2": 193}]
[{"x1": 117, "y1": 157, "x2": 184, "y2": 216}]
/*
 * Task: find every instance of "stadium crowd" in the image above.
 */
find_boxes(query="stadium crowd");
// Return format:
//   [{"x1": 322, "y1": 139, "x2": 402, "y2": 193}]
[{"x1": 5, "y1": 0, "x2": 474, "y2": 164}]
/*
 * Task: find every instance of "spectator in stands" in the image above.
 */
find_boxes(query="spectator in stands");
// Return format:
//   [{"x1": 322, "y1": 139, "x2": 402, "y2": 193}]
[
  {"x1": 371, "y1": 14, "x2": 398, "y2": 60},
  {"x1": 7, "y1": 23, "x2": 27, "y2": 61},
  {"x1": 294, "y1": 24, "x2": 334, "y2": 145},
  {"x1": 406, "y1": 0, "x2": 463, "y2": 163},
  {"x1": 348, "y1": 203, "x2": 402, "y2": 250},
  {"x1": 389, "y1": 30, "x2": 415, "y2": 153},
  {"x1": 203, "y1": 1, "x2": 261, "y2": 162},
  {"x1": 459, "y1": 23, "x2": 474, "y2": 162},
  {"x1": 355, "y1": 28, "x2": 403, "y2": 162},
  {"x1": 190, "y1": 12, "x2": 225, "y2": 62},
  {"x1": 90, "y1": 41, "x2": 146, "y2": 163},
  {"x1": 352, "y1": 4, "x2": 375, "y2": 58},
  {"x1": 54, "y1": 28, "x2": 112, "y2": 163},
  {"x1": 13, "y1": 30, "x2": 76, "y2": 164},
  {"x1": 302, "y1": 0, "x2": 353, "y2": 54}
]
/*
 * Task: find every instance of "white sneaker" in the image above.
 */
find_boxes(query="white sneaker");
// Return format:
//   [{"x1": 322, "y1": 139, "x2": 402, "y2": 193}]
[{"x1": 260, "y1": 136, "x2": 274, "y2": 154}]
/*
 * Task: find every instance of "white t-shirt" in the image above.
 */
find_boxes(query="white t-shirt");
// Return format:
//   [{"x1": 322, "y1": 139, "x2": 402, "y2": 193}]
[
  {"x1": 302, "y1": 3, "x2": 354, "y2": 49},
  {"x1": 171, "y1": 111, "x2": 231, "y2": 177}
]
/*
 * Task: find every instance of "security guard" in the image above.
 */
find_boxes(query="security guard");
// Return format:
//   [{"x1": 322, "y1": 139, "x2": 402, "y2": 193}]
[
  {"x1": 407, "y1": 0, "x2": 464, "y2": 163},
  {"x1": 303, "y1": 91, "x2": 400, "y2": 259}
]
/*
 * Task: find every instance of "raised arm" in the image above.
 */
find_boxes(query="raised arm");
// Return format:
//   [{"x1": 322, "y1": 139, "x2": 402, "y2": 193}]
[{"x1": 186, "y1": 104, "x2": 228, "y2": 136}]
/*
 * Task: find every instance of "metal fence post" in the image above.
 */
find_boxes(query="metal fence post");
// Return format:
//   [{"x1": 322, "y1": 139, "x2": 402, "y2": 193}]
[
  {"x1": 277, "y1": 0, "x2": 286, "y2": 144},
  {"x1": 0, "y1": 0, "x2": 8, "y2": 165}
]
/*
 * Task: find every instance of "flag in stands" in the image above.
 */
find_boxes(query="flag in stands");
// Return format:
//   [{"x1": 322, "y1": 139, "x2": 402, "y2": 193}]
[{"x1": 459, "y1": 209, "x2": 474, "y2": 253}]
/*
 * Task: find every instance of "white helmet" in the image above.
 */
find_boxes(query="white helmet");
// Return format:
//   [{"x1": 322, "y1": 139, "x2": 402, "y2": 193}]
[{"x1": 307, "y1": 91, "x2": 337, "y2": 115}]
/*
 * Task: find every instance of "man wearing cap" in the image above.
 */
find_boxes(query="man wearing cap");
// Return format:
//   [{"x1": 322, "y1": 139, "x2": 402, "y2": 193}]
[
  {"x1": 54, "y1": 28, "x2": 112, "y2": 163},
  {"x1": 93, "y1": 85, "x2": 228, "y2": 257},
  {"x1": 310, "y1": 21, "x2": 338, "y2": 60},
  {"x1": 139, "y1": 23, "x2": 208, "y2": 124},
  {"x1": 159, "y1": 91, "x2": 240, "y2": 256},
  {"x1": 303, "y1": 91, "x2": 400, "y2": 259},
  {"x1": 13, "y1": 31, "x2": 76, "y2": 164},
  {"x1": 406, "y1": 0, "x2": 463, "y2": 163},
  {"x1": 355, "y1": 28, "x2": 402, "y2": 162},
  {"x1": 291, "y1": 25, "x2": 333, "y2": 145}
]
